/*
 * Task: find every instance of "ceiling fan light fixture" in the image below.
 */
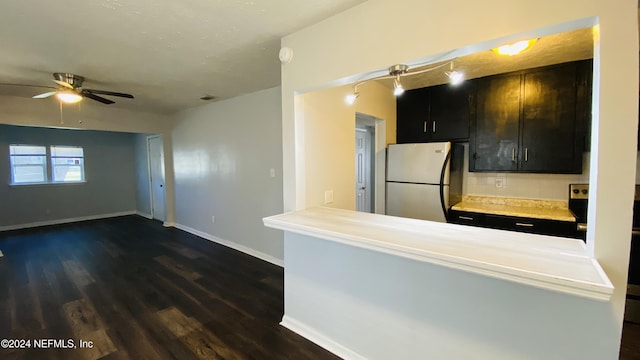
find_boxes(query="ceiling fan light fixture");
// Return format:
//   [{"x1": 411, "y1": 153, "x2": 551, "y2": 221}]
[
  {"x1": 56, "y1": 91, "x2": 82, "y2": 104},
  {"x1": 492, "y1": 38, "x2": 538, "y2": 56}
]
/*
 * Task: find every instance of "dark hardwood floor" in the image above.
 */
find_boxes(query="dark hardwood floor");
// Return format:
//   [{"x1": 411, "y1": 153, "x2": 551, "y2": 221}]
[
  {"x1": 0, "y1": 216, "x2": 339, "y2": 360},
  {"x1": 2, "y1": 215, "x2": 640, "y2": 359}
]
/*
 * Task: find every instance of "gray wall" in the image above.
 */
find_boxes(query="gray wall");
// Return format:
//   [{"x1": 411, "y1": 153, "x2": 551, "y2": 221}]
[
  {"x1": 0, "y1": 124, "x2": 137, "y2": 227},
  {"x1": 134, "y1": 133, "x2": 152, "y2": 217},
  {"x1": 172, "y1": 87, "x2": 284, "y2": 263}
]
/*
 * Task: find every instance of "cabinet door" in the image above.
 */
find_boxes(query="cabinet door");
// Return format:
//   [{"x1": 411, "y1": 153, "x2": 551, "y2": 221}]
[
  {"x1": 429, "y1": 82, "x2": 472, "y2": 141},
  {"x1": 396, "y1": 87, "x2": 429, "y2": 143},
  {"x1": 471, "y1": 75, "x2": 521, "y2": 171},
  {"x1": 520, "y1": 63, "x2": 581, "y2": 173}
]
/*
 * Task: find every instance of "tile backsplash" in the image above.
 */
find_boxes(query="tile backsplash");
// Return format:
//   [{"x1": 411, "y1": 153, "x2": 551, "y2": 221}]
[{"x1": 461, "y1": 143, "x2": 590, "y2": 201}]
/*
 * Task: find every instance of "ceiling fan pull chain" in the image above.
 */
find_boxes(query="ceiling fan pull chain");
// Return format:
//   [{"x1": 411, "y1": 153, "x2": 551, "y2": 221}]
[{"x1": 59, "y1": 101, "x2": 64, "y2": 125}]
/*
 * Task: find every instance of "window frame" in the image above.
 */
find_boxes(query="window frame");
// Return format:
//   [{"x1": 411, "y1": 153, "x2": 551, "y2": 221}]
[
  {"x1": 9, "y1": 144, "x2": 48, "y2": 185},
  {"x1": 50, "y1": 145, "x2": 85, "y2": 183},
  {"x1": 8, "y1": 144, "x2": 86, "y2": 186}
]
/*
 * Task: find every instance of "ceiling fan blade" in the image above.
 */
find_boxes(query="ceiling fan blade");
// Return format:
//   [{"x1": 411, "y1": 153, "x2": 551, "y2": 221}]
[
  {"x1": 0, "y1": 83, "x2": 57, "y2": 90},
  {"x1": 84, "y1": 89, "x2": 134, "y2": 99},
  {"x1": 33, "y1": 91, "x2": 57, "y2": 99},
  {"x1": 52, "y1": 79, "x2": 74, "y2": 89},
  {"x1": 81, "y1": 90, "x2": 115, "y2": 104}
]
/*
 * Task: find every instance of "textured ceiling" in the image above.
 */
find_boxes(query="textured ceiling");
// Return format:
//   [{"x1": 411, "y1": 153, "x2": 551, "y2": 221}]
[
  {"x1": 394, "y1": 27, "x2": 594, "y2": 91},
  {"x1": 0, "y1": 0, "x2": 366, "y2": 114}
]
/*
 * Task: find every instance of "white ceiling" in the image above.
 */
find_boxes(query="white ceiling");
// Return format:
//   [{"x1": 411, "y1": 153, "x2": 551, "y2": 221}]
[{"x1": 0, "y1": 0, "x2": 366, "y2": 114}]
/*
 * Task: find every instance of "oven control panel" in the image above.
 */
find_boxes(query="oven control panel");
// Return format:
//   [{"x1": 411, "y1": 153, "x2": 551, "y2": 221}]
[{"x1": 570, "y1": 184, "x2": 589, "y2": 200}]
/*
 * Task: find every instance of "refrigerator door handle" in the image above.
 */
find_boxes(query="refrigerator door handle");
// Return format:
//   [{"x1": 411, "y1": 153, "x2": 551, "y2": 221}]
[{"x1": 439, "y1": 149, "x2": 452, "y2": 220}]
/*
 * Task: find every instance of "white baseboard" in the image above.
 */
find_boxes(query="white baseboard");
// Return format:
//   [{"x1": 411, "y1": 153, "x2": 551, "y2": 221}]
[
  {"x1": 280, "y1": 315, "x2": 366, "y2": 360},
  {"x1": 136, "y1": 211, "x2": 153, "y2": 219},
  {"x1": 172, "y1": 222, "x2": 284, "y2": 267},
  {"x1": 0, "y1": 211, "x2": 137, "y2": 232}
]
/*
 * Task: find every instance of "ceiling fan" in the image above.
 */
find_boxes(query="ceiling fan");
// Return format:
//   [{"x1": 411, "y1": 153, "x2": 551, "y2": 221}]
[{"x1": 31, "y1": 73, "x2": 134, "y2": 105}]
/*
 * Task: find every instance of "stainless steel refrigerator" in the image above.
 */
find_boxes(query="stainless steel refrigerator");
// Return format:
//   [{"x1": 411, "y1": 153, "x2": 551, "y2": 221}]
[{"x1": 386, "y1": 142, "x2": 463, "y2": 222}]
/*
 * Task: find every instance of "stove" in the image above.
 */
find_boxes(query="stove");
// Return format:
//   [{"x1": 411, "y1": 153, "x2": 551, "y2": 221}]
[{"x1": 568, "y1": 184, "x2": 589, "y2": 238}]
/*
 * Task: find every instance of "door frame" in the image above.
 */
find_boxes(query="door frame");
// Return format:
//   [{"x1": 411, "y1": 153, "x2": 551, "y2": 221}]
[
  {"x1": 147, "y1": 135, "x2": 166, "y2": 221},
  {"x1": 356, "y1": 113, "x2": 386, "y2": 215}
]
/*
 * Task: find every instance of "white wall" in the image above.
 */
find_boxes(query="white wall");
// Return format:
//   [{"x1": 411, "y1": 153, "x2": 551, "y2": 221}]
[
  {"x1": 285, "y1": 232, "x2": 614, "y2": 360},
  {"x1": 172, "y1": 87, "x2": 284, "y2": 264},
  {"x1": 280, "y1": 0, "x2": 638, "y2": 358}
]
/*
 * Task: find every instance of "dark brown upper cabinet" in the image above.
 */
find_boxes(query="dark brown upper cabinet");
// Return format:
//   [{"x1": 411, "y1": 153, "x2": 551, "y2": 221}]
[
  {"x1": 469, "y1": 60, "x2": 591, "y2": 174},
  {"x1": 396, "y1": 82, "x2": 473, "y2": 144}
]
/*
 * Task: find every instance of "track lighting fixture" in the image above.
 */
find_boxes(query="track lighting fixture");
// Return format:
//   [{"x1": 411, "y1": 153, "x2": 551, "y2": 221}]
[
  {"x1": 445, "y1": 62, "x2": 465, "y2": 86},
  {"x1": 393, "y1": 76, "x2": 405, "y2": 96},
  {"x1": 345, "y1": 90, "x2": 359, "y2": 105},
  {"x1": 344, "y1": 60, "x2": 456, "y2": 105}
]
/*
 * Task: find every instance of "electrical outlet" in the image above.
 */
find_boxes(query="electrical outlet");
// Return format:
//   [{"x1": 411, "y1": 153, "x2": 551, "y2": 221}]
[
  {"x1": 211, "y1": 216, "x2": 215, "y2": 224},
  {"x1": 324, "y1": 190, "x2": 334, "y2": 204},
  {"x1": 270, "y1": 168, "x2": 276, "y2": 178},
  {"x1": 495, "y1": 177, "x2": 504, "y2": 188}
]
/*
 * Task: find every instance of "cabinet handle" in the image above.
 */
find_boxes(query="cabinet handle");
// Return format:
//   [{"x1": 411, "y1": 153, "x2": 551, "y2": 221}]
[
  {"x1": 511, "y1": 148, "x2": 515, "y2": 161},
  {"x1": 459, "y1": 216, "x2": 474, "y2": 221},
  {"x1": 423, "y1": 121, "x2": 427, "y2": 133},
  {"x1": 433, "y1": 121, "x2": 436, "y2": 133},
  {"x1": 525, "y1": 147, "x2": 528, "y2": 162},
  {"x1": 515, "y1": 222, "x2": 534, "y2": 227}
]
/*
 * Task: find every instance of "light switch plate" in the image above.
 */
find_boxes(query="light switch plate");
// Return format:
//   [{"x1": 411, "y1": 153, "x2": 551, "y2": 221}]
[{"x1": 324, "y1": 190, "x2": 334, "y2": 204}]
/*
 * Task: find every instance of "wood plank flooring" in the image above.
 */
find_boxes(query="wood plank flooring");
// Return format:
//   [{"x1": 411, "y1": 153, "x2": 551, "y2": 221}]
[
  {"x1": 2, "y1": 215, "x2": 640, "y2": 359},
  {"x1": 0, "y1": 216, "x2": 339, "y2": 360}
]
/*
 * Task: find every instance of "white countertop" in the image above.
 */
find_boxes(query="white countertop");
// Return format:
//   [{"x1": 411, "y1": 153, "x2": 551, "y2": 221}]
[{"x1": 263, "y1": 207, "x2": 613, "y2": 301}]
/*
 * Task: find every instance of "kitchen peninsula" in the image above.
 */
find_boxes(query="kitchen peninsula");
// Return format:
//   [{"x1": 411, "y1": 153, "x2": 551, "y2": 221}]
[{"x1": 263, "y1": 207, "x2": 613, "y2": 359}]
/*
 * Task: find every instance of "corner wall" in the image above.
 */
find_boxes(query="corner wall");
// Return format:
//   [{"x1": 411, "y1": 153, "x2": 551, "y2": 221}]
[{"x1": 171, "y1": 87, "x2": 284, "y2": 264}]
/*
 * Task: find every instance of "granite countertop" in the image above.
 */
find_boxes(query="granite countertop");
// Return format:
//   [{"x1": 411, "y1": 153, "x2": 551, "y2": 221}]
[{"x1": 451, "y1": 195, "x2": 576, "y2": 222}]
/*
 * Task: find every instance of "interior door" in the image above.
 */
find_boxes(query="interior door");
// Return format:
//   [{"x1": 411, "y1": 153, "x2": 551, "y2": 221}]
[
  {"x1": 148, "y1": 136, "x2": 166, "y2": 221},
  {"x1": 356, "y1": 129, "x2": 371, "y2": 212}
]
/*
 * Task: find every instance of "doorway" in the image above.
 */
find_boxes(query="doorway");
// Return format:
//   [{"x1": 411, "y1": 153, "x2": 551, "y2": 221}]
[
  {"x1": 356, "y1": 127, "x2": 373, "y2": 212},
  {"x1": 355, "y1": 113, "x2": 386, "y2": 214},
  {"x1": 147, "y1": 135, "x2": 166, "y2": 221}
]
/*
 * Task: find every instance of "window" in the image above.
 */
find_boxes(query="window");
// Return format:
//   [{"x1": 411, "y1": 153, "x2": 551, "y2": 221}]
[
  {"x1": 51, "y1": 146, "x2": 84, "y2": 182},
  {"x1": 9, "y1": 144, "x2": 85, "y2": 185},
  {"x1": 9, "y1": 145, "x2": 47, "y2": 184}
]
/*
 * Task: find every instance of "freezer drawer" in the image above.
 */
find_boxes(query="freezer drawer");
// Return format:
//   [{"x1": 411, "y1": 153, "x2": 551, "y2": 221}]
[{"x1": 386, "y1": 182, "x2": 448, "y2": 222}]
